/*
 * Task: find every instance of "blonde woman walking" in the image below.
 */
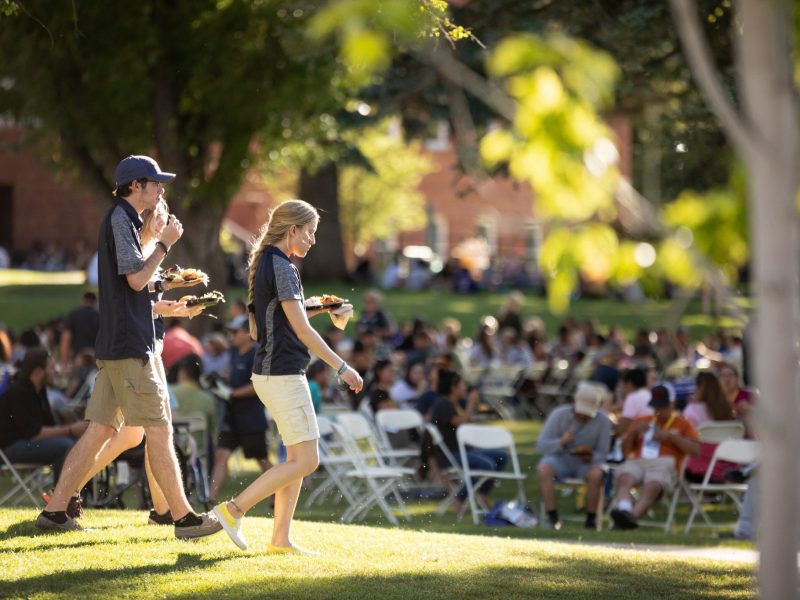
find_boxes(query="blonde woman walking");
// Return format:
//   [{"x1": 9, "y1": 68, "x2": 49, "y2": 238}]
[{"x1": 214, "y1": 199, "x2": 363, "y2": 554}]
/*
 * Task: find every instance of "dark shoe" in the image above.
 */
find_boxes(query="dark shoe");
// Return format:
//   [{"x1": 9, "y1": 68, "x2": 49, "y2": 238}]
[
  {"x1": 584, "y1": 515, "x2": 597, "y2": 530},
  {"x1": 610, "y1": 509, "x2": 638, "y2": 530},
  {"x1": 42, "y1": 491, "x2": 83, "y2": 519},
  {"x1": 148, "y1": 510, "x2": 174, "y2": 526},
  {"x1": 724, "y1": 468, "x2": 749, "y2": 484},
  {"x1": 174, "y1": 512, "x2": 222, "y2": 540},
  {"x1": 547, "y1": 515, "x2": 562, "y2": 531},
  {"x1": 719, "y1": 531, "x2": 751, "y2": 540},
  {"x1": 35, "y1": 511, "x2": 82, "y2": 532}
]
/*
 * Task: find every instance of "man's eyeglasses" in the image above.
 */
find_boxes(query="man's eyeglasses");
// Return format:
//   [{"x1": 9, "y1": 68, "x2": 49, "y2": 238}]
[{"x1": 146, "y1": 180, "x2": 165, "y2": 190}]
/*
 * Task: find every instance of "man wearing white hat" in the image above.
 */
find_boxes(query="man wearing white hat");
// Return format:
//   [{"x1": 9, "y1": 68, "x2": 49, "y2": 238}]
[{"x1": 535, "y1": 382, "x2": 611, "y2": 530}]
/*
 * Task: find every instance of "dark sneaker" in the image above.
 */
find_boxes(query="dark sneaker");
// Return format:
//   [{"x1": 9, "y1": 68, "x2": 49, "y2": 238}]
[
  {"x1": 148, "y1": 510, "x2": 174, "y2": 526},
  {"x1": 42, "y1": 492, "x2": 83, "y2": 519},
  {"x1": 584, "y1": 515, "x2": 597, "y2": 530},
  {"x1": 35, "y1": 511, "x2": 82, "y2": 532},
  {"x1": 547, "y1": 515, "x2": 562, "y2": 531},
  {"x1": 610, "y1": 509, "x2": 638, "y2": 530},
  {"x1": 174, "y1": 512, "x2": 222, "y2": 540},
  {"x1": 724, "y1": 468, "x2": 749, "y2": 484}
]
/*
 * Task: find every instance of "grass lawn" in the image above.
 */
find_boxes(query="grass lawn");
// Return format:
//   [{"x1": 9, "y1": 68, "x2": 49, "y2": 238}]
[
  {"x1": 0, "y1": 507, "x2": 755, "y2": 599},
  {"x1": 0, "y1": 269, "x2": 747, "y2": 338}
]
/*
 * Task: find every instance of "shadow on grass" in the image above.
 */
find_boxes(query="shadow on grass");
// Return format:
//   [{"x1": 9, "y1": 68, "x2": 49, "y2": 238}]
[
  {"x1": 0, "y1": 552, "x2": 235, "y2": 597},
  {"x1": 0, "y1": 552, "x2": 752, "y2": 600}
]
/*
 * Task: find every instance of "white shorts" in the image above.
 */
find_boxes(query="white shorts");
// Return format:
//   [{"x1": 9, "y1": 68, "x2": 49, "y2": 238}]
[{"x1": 252, "y1": 373, "x2": 319, "y2": 447}]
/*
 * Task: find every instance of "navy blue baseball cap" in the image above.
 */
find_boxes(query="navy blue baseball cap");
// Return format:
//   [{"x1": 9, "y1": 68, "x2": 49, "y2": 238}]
[{"x1": 114, "y1": 155, "x2": 176, "y2": 187}]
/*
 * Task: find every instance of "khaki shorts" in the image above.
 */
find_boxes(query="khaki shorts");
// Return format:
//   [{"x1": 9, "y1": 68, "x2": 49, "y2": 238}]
[
  {"x1": 252, "y1": 373, "x2": 319, "y2": 447},
  {"x1": 615, "y1": 457, "x2": 677, "y2": 494},
  {"x1": 85, "y1": 353, "x2": 169, "y2": 430}
]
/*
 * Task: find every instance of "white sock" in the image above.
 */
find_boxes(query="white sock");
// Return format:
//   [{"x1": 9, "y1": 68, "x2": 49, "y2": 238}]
[{"x1": 618, "y1": 499, "x2": 633, "y2": 512}]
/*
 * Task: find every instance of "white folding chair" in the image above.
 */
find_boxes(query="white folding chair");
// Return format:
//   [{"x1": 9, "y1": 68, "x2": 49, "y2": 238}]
[
  {"x1": 424, "y1": 423, "x2": 465, "y2": 516},
  {"x1": 374, "y1": 408, "x2": 424, "y2": 467},
  {"x1": 662, "y1": 420, "x2": 746, "y2": 533},
  {"x1": 332, "y1": 413, "x2": 415, "y2": 525},
  {"x1": 304, "y1": 414, "x2": 360, "y2": 509},
  {"x1": 0, "y1": 448, "x2": 46, "y2": 507},
  {"x1": 457, "y1": 424, "x2": 527, "y2": 525},
  {"x1": 683, "y1": 439, "x2": 761, "y2": 534},
  {"x1": 478, "y1": 365, "x2": 524, "y2": 421}
]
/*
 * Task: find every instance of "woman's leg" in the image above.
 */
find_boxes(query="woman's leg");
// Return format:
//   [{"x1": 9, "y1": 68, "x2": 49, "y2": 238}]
[
  {"x1": 477, "y1": 449, "x2": 508, "y2": 495},
  {"x1": 227, "y1": 439, "x2": 318, "y2": 517},
  {"x1": 270, "y1": 443, "x2": 310, "y2": 547}
]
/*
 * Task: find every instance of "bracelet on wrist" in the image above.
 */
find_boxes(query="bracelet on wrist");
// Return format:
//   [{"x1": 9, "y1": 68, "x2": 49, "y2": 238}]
[
  {"x1": 156, "y1": 240, "x2": 170, "y2": 256},
  {"x1": 336, "y1": 362, "x2": 348, "y2": 376}
]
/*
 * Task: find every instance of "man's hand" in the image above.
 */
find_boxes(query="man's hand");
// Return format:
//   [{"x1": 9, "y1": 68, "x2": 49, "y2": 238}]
[
  {"x1": 560, "y1": 429, "x2": 574, "y2": 447},
  {"x1": 160, "y1": 214, "x2": 183, "y2": 247},
  {"x1": 572, "y1": 445, "x2": 594, "y2": 463},
  {"x1": 163, "y1": 278, "x2": 205, "y2": 290},
  {"x1": 653, "y1": 428, "x2": 674, "y2": 443},
  {"x1": 153, "y1": 300, "x2": 189, "y2": 318}
]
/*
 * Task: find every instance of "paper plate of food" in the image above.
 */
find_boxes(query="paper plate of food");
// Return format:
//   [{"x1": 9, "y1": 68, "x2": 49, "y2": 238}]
[
  {"x1": 161, "y1": 265, "x2": 209, "y2": 285},
  {"x1": 179, "y1": 290, "x2": 225, "y2": 309},
  {"x1": 304, "y1": 293, "x2": 348, "y2": 311}
]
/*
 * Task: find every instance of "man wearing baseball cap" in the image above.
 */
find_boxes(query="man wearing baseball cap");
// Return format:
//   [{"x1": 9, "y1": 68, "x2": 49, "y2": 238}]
[
  {"x1": 535, "y1": 382, "x2": 611, "y2": 530},
  {"x1": 37, "y1": 155, "x2": 222, "y2": 540},
  {"x1": 610, "y1": 384, "x2": 700, "y2": 530}
]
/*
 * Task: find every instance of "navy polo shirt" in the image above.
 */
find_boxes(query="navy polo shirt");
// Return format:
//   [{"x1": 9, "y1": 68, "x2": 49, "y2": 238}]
[
  {"x1": 252, "y1": 246, "x2": 310, "y2": 375},
  {"x1": 94, "y1": 199, "x2": 155, "y2": 360}
]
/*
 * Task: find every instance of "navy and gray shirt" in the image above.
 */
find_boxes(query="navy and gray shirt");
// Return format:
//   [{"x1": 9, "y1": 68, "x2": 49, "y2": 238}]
[
  {"x1": 94, "y1": 199, "x2": 155, "y2": 360},
  {"x1": 252, "y1": 245, "x2": 310, "y2": 375}
]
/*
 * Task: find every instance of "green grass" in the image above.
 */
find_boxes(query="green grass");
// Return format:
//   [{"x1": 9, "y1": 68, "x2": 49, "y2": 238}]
[
  {"x1": 0, "y1": 419, "x2": 756, "y2": 598},
  {"x1": 0, "y1": 507, "x2": 755, "y2": 599},
  {"x1": 0, "y1": 269, "x2": 747, "y2": 339}
]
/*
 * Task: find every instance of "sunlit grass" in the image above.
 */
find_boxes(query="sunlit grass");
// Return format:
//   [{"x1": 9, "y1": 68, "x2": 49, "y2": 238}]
[{"x1": 0, "y1": 508, "x2": 755, "y2": 599}]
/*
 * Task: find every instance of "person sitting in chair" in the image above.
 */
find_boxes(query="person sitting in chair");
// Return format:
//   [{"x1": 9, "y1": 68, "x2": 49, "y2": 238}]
[
  {"x1": 0, "y1": 347, "x2": 88, "y2": 486},
  {"x1": 610, "y1": 385, "x2": 700, "y2": 530},
  {"x1": 536, "y1": 382, "x2": 611, "y2": 530}
]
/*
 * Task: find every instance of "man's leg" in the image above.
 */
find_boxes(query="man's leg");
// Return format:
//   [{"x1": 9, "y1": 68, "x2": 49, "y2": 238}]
[
  {"x1": 144, "y1": 444, "x2": 170, "y2": 515},
  {"x1": 632, "y1": 481, "x2": 663, "y2": 519},
  {"x1": 734, "y1": 472, "x2": 758, "y2": 539},
  {"x1": 143, "y1": 424, "x2": 192, "y2": 520},
  {"x1": 537, "y1": 461, "x2": 558, "y2": 512},
  {"x1": 585, "y1": 466, "x2": 605, "y2": 519},
  {"x1": 44, "y1": 422, "x2": 115, "y2": 512}
]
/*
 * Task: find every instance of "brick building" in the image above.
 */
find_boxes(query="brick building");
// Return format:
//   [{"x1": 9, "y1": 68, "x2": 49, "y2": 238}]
[{"x1": 1, "y1": 116, "x2": 630, "y2": 268}]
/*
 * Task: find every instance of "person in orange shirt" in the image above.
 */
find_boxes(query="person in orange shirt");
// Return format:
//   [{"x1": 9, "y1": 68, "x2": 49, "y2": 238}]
[{"x1": 610, "y1": 385, "x2": 700, "y2": 530}]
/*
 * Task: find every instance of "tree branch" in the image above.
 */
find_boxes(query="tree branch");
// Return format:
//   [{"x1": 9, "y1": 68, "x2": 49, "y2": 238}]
[
  {"x1": 669, "y1": 0, "x2": 752, "y2": 155},
  {"x1": 412, "y1": 44, "x2": 516, "y2": 121}
]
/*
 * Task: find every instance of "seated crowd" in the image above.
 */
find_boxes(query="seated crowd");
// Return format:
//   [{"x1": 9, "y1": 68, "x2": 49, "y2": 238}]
[{"x1": 0, "y1": 287, "x2": 755, "y2": 532}]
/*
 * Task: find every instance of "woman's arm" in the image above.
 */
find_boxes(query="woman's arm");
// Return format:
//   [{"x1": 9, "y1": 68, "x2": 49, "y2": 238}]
[{"x1": 283, "y1": 300, "x2": 363, "y2": 392}]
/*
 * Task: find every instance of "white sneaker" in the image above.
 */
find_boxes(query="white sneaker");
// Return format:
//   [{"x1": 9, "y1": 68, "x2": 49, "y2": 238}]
[{"x1": 213, "y1": 503, "x2": 247, "y2": 550}]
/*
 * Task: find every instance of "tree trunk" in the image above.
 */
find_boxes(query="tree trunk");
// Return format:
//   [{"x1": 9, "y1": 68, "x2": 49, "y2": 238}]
[
  {"x1": 672, "y1": 1, "x2": 800, "y2": 595},
  {"x1": 736, "y1": 1, "x2": 800, "y2": 597},
  {"x1": 298, "y1": 162, "x2": 348, "y2": 281}
]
